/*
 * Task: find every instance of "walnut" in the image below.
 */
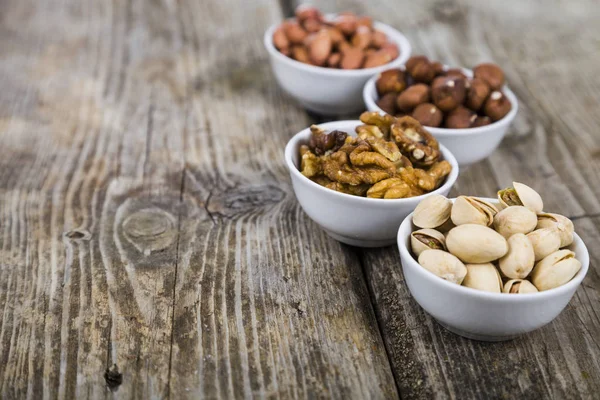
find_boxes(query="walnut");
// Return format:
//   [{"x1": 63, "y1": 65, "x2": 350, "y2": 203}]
[
  {"x1": 325, "y1": 181, "x2": 370, "y2": 196},
  {"x1": 309, "y1": 125, "x2": 348, "y2": 155},
  {"x1": 349, "y1": 141, "x2": 396, "y2": 172},
  {"x1": 391, "y1": 116, "x2": 440, "y2": 167},
  {"x1": 359, "y1": 111, "x2": 396, "y2": 138},
  {"x1": 356, "y1": 124, "x2": 384, "y2": 139},
  {"x1": 365, "y1": 136, "x2": 401, "y2": 162},
  {"x1": 299, "y1": 145, "x2": 322, "y2": 177},
  {"x1": 414, "y1": 160, "x2": 452, "y2": 191},
  {"x1": 322, "y1": 151, "x2": 363, "y2": 185},
  {"x1": 367, "y1": 178, "x2": 411, "y2": 199},
  {"x1": 356, "y1": 166, "x2": 393, "y2": 184}
]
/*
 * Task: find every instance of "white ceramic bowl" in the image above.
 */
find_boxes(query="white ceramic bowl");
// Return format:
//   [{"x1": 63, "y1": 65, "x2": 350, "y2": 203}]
[
  {"x1": 363, "y1": 69, "x2": 518, "y2": 166},
  {"x1": 397, "y1": 198, "x2": 590, "y2": 341},
  {"x1": 284, "y1": 120, "x2": 459, "y2": 247},
  {"x1": 264, "y1": 17, "x2": 411, "y2": 115}
]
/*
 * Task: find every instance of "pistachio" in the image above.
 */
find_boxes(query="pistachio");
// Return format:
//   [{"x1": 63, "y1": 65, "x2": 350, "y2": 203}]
[
  {"x1": 498, "y1": 233, "x2": 535, "y2": 279},
  {"x1": 462, "y1": 263, "x2": 502, "y2": 293},
  {"x1": 412, "y1": 194, "x2": 452, "y2": 229},
  {"x1": 411, "y1": 228, "x2": 446, "y2": 257},
  {"x1": 418, "y1": 249, "x2": 467, "y2": 284},
  {"x1": 493, "y1": 206, "x2": 537, "y2": 238},
  {"x1": 527, "y1": 228, "x2": 561, "y2": 261},
  {"x1": 450, "y1": 196, "x2": 497, "y2": 227},
  {"x1": 497, "y1": 182, "x2": 543, "y2": 213},
  {"x1": 446, "y1": 224, "x2": 508, "y2": 263},
  {"x1": 531, "y1": 250, "x2": 581, "y2": 291},
  {"x1": 503, "y1": 279, "x2": 539, "y2": 294},
  {"x1": 536, "y1": 213, "x2": 574, "y2": 247}
]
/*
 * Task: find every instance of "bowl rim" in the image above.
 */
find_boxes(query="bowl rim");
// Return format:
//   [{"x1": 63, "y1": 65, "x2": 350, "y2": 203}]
[
  {"x1": 363, "y1": 67, "x2": 519, "y2": 136},
  {"x1": 284, "y1": 120, "x2": 459, "y2": 206},
  {"x1": 397, "y1": 197, "x2": 590, "y2": 300},
  {"x1": 264, "y1": 15, "x2": 412, "y2": 77}
]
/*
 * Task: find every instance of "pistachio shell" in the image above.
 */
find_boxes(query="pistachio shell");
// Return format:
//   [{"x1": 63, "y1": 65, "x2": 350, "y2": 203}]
[
  {"x1": 498, "y1": 233, "x2": 535, "y2": 279},
  {"x1": 527, "y1": 228, "x2": 561, "y2": 261},
  {"x1": 450, "y1": 196, "x2": 498, "y2": 227},
  {"x1": 418, "y1": 249, "x2": 467, "y2": 284},
  {"x1": 497, "y1": 182, "x2": 543, "y2": 213},
  {"x1": 536, "y1": 213, "x2": 574, "y2": 247},
  {"x1": 462, "y1": 263, "x2": 502, "y2": 292},
  {"x1": 413, "y1": 195, "x2": 452, "y2": 229},
  {"x1": 530, "y1": 250, "x2": 582, "y2": 291},
  {"x1": 446, "y1": 224, "x2": 508, "y2": 263},
  {"x1": 493, "y1": 206, "x2": 537, "y2": 238},
  {"x1": 411, "y1": 229, "x2": 447, "y2": 257},
  {"x1": 503, "y1": 279, "x2": 539, "y2": 294}
]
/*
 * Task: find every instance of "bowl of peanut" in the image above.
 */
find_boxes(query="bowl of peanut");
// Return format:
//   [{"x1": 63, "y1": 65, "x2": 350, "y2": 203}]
[
  {"x1": 363, "y1": 56, "x2": 518, "y2": 165},
  {"x1": 264, "y1": 5, "x2": 411, "y2": 115},
  {"x1": 284, "y1": 112, "x2": 459, "y2": 247}
]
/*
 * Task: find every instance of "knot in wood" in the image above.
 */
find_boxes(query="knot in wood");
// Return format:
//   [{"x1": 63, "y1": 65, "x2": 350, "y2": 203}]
[
  {"x1": 122, "y1": 208, "x2": 177, "y2": 255},
  {"x1": 63, "y1": 229, "x2": 91, "y2": 241}
]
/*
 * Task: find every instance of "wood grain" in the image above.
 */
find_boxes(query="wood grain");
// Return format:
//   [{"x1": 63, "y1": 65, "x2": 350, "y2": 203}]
[{"x1": 0, "y1": 0, "x2": 397, "y2": 398}]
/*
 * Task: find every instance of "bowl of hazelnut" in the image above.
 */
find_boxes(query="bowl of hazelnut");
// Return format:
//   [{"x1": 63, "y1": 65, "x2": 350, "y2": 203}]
[
  {"x1": 363, "y1": 56, "x2": 518, "y2": 165},
  {"x1": 284, "y1": 112, "x2": 459, "y2": 247},
  {"x1": 264, "y1": 5, "x2": 411, "y2": 115},
  {"x1": 397, "y1": 186, "x2": 589, "y2": 341}
]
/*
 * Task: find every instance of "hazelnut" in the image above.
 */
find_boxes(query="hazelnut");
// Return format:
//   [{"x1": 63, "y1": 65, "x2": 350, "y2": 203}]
[
  {"x1": 431, "y1": 76, "x2": 467, "y2": 112},
  {"x1": 484, "y1": 91, "x2": 512, "y2": 121},
  {"x1": 376, "y1": 92, "x2": 398, "y2": 115},
  {"x1": 412, "y1": 103, "x2": 443, "y2": 127},
  {"x1": 364, "y1": 50, "x2": 393, "y2": 68},
  {"x1": 340, "y1": 47, "x2": 365, "y2": 69},
  {"x1": 396, "y1": 84, "x2": 430, "y2": 112},
  {"x1": 445, "y1": 68, "x2": 468, "y2": 80},
  {"x1": 283, "y1": 21, "x2": 308, "y2": 45},
  {"x1": 473, "y1": 63, "x2": 505, "y2": 90},
  {"x1": 465, "y1": 78, "x2": 491, "y2": 111},
  {"x1": 351, "y1": 26, "x2": 372, "y2": 49},
  {"x1": 411, "y1": 60, "x2": 435, "y2": 83},
  {"x1": 431, "y1": 61, "x2": 445, "y2": 76},
  {"x1": 405, "y1": 56, "x2": 429, "y2": 73},
  {"x1": 471, "y1": 115, "x2": 492, "y2": 128},
  {"x1": 445, "y1": 106, "x2": 475, "y2": 129},
  {"x1": 375, "y1": 69, "x2": 406, "y2": 95}
]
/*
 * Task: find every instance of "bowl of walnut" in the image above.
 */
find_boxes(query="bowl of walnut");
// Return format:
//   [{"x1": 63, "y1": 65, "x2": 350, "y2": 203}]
[
  {"x1": 284, "y1": 112, "x2": 459, "y2": 247},
  {"x1": 264, "y1": 5, "x2": 411, "y2": 115},
  {"x1": 363, "y1": 56, "x2": 518, "y2": 165}
]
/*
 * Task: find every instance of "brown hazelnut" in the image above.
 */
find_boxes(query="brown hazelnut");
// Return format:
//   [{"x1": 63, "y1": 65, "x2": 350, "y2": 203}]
[
  {"x1": 484, "y1": 91, "x2": 512, "y2": 121},
  {"x1": 445, "y1": 68, "x2": 468, "y2": 80},
  {"x1": 473, "y1": 63, "x2": 505, "y2": 90},
  {"x1": 445, "y1": 106, "x2": 475, "y2": 129},
  {"x1": 465, "y1": 78, "x2": 491, "y2": 111},
  {"x1": 405, "y1": 56, "x2": 429, "y2": 73},
  {"x1": 411, "y1": 60, "x2": 435, "y2": 83},
  {"x1": 376, "y1": 92, "x2": 398, "y2": 115},
  {"x1": 431, "y1": 61, "x2": 445, "y2": 76},
  {"x1": 431, "y1": 76, "x2": 467, "y2": 112},
  {"x1": 375, "y1": 69, "x2": 406, "y2": 95},
  {"x1": 471, "y1": 115, "x2": 492, "y2": 128},
  {"x1": 396, "y1": 84, "x2": 430, "y2": 112},
  {"x1": 412, "y1": 103, "x2": 443, "y2": 127}
]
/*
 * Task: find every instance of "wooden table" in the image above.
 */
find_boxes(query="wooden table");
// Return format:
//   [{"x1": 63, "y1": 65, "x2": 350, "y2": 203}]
[{"x1": 1, "y1": 0, "x2": 599, "y2": 398}]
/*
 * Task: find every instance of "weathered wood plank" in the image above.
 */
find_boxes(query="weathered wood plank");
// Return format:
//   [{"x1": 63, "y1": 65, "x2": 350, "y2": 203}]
[
  {"x1": 298, "y1": 0, "x2": 600, "y2": 397},
  {"x1": 0, "y1": 0, "x2": 399, "y2": 398}
]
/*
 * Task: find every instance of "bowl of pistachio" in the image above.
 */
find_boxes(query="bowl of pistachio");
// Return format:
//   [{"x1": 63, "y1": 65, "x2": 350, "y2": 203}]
[
  {"x1": 397, "y1": 183, "x2": 589, "y2": 341},
  {"x1": 284, "y1": 112, "x2": 458, "y2": 247}
]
